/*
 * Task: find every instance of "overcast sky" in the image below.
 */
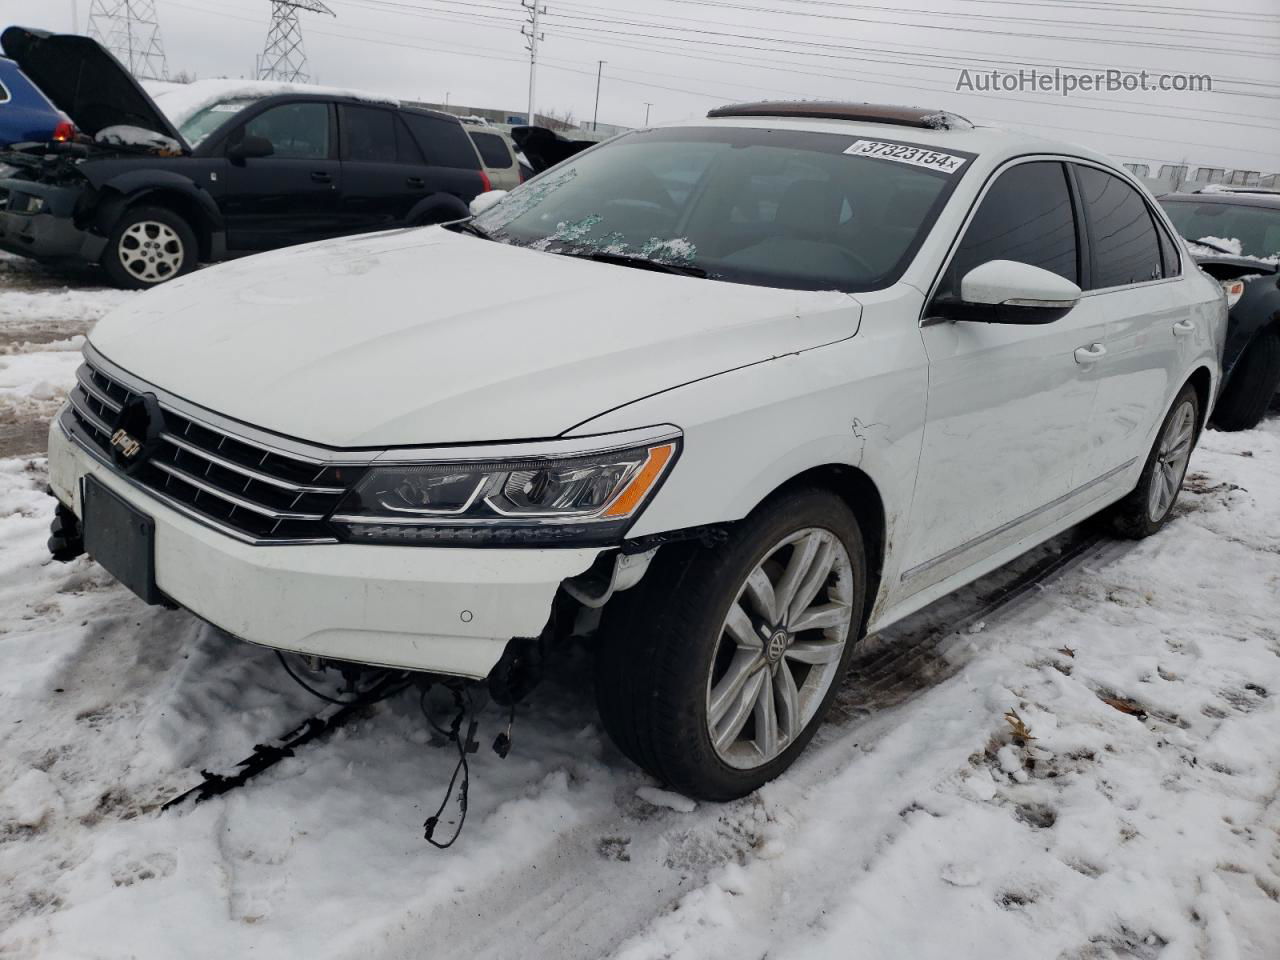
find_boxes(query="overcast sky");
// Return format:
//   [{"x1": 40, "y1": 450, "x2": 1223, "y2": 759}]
[{"x1": 10, "y1": 0, "x2": 1280, "y2": 172}]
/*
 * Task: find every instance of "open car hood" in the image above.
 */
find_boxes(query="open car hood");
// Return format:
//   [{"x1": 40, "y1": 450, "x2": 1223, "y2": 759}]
[{"x1": 0, "y1": 26, "x2": 187, "y2": 147}]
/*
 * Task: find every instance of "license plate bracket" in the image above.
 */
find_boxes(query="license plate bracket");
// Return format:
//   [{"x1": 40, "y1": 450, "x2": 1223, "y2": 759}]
[{"x1": 82, "y1": 475, "x2": 163, "y2": 605}]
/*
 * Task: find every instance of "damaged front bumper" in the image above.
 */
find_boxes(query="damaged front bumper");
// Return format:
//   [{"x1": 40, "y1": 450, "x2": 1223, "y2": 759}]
[
  {"x1": 47, "y1": 413, "x2": 605, "y2": 678},
  {"x1": 0, "y1": 178, "x2": 105, "y2": 262}
]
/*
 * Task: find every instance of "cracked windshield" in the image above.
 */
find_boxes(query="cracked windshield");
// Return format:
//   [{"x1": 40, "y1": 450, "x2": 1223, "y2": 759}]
[{"x1": 474, "y1": 127, "x2": 961, "y2": 292}]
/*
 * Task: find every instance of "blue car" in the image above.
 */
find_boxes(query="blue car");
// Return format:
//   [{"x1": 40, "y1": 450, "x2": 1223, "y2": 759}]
[{"x1": 0, "y1": 55, "x2": 70, "y2": 147}]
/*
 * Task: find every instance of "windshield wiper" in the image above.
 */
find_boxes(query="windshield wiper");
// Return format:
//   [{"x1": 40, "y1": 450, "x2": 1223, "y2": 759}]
[
  {"x1": 449, "y1": 219, "x2": 495, "y2": 241},
  {"x1": 566, "y1": 250, "x2": 707, "y2": 278}
]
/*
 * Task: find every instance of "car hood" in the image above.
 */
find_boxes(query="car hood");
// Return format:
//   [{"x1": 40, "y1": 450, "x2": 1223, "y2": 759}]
[
  {"x1": 89, "y1": 228, "x2": 862, "y2": 448},
  {"x1": 0, "y1": 27, "x2": 187, "y2": 146}
]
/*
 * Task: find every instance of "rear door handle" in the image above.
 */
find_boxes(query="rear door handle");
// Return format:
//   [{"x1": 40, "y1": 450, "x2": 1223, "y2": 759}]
[
  {"x1": 1172, "y1": 319, "x2": 1195, "y2": 337},
  {"x1": 406, "y1": 176, "x2": 425, "y2": 188},
  {"x1": 310, "y1": 171, "x2": 332, "y2": 184},
  {"x1": 1074, "y1": 343, "x2": 1107, "y2": 364}
]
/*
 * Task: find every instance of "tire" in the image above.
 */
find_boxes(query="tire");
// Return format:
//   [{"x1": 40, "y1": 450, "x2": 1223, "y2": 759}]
[
  {"x1": 102, "y1": 205, "x2": 197, "y2": 290},
  {"x1": 595, "y1": 488, "x2": 867, "y2": 801},
  {"x1": 1211, "y1": 330, "x2": 1280, "y2": 432},
  {"x1": 1105, "y1": 383, "x2": 1200, "y2": 539}
]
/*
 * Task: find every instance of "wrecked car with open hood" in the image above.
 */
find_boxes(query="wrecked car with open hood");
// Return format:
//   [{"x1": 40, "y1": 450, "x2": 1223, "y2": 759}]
[{"x1": 0, "y1": 26, "x2": 491, "y2": 288}]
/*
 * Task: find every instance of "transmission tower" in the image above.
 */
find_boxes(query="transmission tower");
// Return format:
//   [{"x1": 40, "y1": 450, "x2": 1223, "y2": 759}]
[
  {"x1": 86, "y1": 0, "x2": 170, "y2": 81},
  {"x1": 257, "y1": 0, "x2": 335, "y2": 84}
]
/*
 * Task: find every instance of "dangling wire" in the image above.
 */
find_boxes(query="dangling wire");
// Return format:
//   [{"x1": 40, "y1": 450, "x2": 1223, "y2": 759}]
[{"x1": 422, "y1": 684, "x2": 478, "y2": 849}]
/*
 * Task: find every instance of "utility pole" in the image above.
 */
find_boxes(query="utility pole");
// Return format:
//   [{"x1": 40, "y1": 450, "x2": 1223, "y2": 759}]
[
  {"x1": 592, "y1": 60, "x2": 606, "y2": 132},
  {"x1": 644, "y1": 102, "x2": 653, "y2": 126},
  {"x1": 522, "y1": 0, "x2": 545, "y2": 126},
  {"x1": 71, "y1": 0, "x2": 80, "y2": 33}
]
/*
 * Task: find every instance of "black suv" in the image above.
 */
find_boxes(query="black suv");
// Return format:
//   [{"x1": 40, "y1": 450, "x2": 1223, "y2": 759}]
[
  {"x1": 0, "y1": 27, "x2": 489, "y2": 288},
  {"x1": 1160, "y1": 189, "x2": 1280, "y2": 430}
]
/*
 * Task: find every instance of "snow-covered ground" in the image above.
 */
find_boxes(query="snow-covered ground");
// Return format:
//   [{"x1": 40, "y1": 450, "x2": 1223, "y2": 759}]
[{"x1": 1, "y1": 256, "x2": 1278, "y2": 958}]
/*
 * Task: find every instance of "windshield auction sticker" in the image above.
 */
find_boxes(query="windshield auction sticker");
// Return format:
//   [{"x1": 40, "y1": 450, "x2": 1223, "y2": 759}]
[{"x1": 844, "y1": 140, "x2": 967, "y2": 174}]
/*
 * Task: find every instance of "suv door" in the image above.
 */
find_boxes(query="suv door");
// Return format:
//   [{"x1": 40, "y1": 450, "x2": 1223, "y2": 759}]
[
  {"x1": 902, "y1": 159, "x2": 1107, "y2": 593},
  {"x1": 218, "y1": 100, "x2": 341, "y2": 251},
  {"x1": 1070, "y1": 163, "x2": 1187, "y2": 484},
  {"x1": 336, "y1": 103, "x2": 424, "y2": 233}
]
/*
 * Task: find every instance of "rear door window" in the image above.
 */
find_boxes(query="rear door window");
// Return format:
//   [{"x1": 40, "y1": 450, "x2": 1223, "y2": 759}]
[
  {"x1": 240, "y1": 102, "x2": 329, "y2": 160},
  {"x1": 470, "y1": 131, "x2": 513, "y2": 168},
  {"x1": 341, "y1": 105, "x2": 398, "y2": 163},
  {"x1": 1074, "y1": 165, "x2": 1164, "y2": 289},
  {"x1": 402, "y1": 112, "x2": 482, "y2": 169},
  {"x1": 937, "y1": 160, "x2": 1079, "y2": 299}
]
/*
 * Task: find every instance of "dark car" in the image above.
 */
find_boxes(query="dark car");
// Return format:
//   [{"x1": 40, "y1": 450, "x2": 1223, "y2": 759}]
[
  {"x1": 0, "y1": 27, "x2": 489, "y2": 288},
  {"x1": 1160, "y1": 190, "x2": 1280, "y2": 430},
  {"x1": 0, "y1": 55, "x2": 71, "y2": 147}
]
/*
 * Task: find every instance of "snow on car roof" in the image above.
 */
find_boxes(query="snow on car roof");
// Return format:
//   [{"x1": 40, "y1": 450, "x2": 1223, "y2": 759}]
[{"x1": 142, "y1": 78, "x2": 400, "y2": 127}]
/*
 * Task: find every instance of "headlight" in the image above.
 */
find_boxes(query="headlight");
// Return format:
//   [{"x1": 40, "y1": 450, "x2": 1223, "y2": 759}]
[
  {"x1": 16, "y1": 194, "x2": 45, "y2": 214},
  {"x1": 329, "y1": 433, "x2": 680, "y2": 546}
]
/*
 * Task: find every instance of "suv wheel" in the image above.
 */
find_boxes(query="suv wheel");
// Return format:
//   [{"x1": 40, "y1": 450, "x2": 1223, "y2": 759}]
[
  {"x1": 1106, "y1": 383, "x2": 1200, "y2": 539},
  {"x1": 1211, "y1": 330, "x2": 1280, "y2": 432},
  {"x1": 103, "y1": 206, "x2": 196, "y2": 289},
  {"x1": 595, "y1": 488, "x2": 867, "y2": 801}
]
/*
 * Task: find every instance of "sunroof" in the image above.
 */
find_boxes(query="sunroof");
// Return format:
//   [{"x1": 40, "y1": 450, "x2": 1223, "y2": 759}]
[{"x1": 707, "y1": 101, "x2": 972, "y2": 131}]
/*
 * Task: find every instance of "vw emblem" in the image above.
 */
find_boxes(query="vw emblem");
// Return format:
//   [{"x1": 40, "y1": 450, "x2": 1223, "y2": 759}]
[{"x1": 765, "y1": 630, "x2": 789, "y2": 664}]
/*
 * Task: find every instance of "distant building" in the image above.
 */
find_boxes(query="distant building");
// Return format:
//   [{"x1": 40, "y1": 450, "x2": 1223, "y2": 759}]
[{"x1": 407, "y1": 101, "x2": 627, "y2": 142}]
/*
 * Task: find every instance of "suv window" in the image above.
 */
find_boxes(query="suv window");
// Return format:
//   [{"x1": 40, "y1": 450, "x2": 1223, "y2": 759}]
[
  {"x1": 402, "y1": 112, "x2": 482, "y2": 169},
  {"x1": 341, "y1": 105, "x2": 397, "y2": 163},
  {"x1": 0, "y1": 81, "x2": 10, "y2": 104},
  {"x1": 240, "y1": 102, "x2": 328, "y2": 160},
  {"x1": 1075, "y1": 165, "x2": 1163, "y2": 289},
  {"x1": 1159, "y1": 198, "x2": 1280, "y2": 259},
  {"x1": 937, "y1": 161, "x2": 1078, "y2": 299},
  {"x1": 470, "y1": 131, "x2": 513, "y2": 168}
]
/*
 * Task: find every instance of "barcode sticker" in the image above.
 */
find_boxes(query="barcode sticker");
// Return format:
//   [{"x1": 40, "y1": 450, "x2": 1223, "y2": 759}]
[{"x1": 844, "y1": 140, "x2": 967, "y2": 174}]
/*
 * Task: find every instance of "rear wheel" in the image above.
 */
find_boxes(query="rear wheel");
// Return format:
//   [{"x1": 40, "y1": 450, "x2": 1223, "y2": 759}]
[
  {"x1": 595, "y1": 488, "x2": 867, "y2": 800},
  {"x1": 1212, "y1": 330, "x2": 1280, "y2": 432},
  {"x1": 1105, "y1": 383, "x2": 1200, "y2": 539},
  {"x1": 102, "y1": 206, "x2": 196, "y2": 289}
]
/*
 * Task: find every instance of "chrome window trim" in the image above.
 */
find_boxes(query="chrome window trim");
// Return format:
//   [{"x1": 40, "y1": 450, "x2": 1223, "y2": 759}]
[{"x1": 917, "y1": 152, "x2": 1185, "y2": 328}]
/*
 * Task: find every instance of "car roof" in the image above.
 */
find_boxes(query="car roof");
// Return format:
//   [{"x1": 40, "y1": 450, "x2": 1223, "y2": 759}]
[{"x1": 667, "y1": 111, "x2": 1120, "y2": 172}]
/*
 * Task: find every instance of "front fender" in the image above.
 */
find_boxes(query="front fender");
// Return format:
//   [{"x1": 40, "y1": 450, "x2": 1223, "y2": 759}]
[{"x1": 89, "y1": 169, "x2": 224, "y2": 234}]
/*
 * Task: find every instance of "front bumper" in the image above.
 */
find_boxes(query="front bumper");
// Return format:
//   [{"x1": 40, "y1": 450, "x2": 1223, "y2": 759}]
[
  {"x1": 0, "y1": 179, "x2": 105, "y2": 262},
  {"x1": 48, "y1": 415, "x2": 603, "y2": 678}
]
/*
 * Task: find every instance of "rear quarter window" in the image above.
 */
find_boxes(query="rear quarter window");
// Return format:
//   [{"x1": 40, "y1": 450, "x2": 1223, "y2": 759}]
[
  {"x1": 0, "y1": 81, "x2": 9, "y2": 104},
  {"x1": 469, "y1": 131, "x2": 514, "y2": 168},
  {"x1": 401, "y1": 112, "x2": 481, "y2": 170}
]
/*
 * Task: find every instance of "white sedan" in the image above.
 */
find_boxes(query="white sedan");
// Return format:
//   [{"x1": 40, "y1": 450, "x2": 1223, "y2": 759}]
[{"x1": 47, "y1": 101, "x2": 1225, "y2": 800}]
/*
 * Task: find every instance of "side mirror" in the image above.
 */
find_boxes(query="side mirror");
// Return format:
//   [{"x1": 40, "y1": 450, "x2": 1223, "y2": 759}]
[
  {"x1": 469, "y1": 190, "x2": 508, "y2": 217},
  {"x1": 933, "y1": 259, "x2": 1082, "y2": 324},
  {"x1": 227, "y1": 135, "x2": 274, "y2": 162}
]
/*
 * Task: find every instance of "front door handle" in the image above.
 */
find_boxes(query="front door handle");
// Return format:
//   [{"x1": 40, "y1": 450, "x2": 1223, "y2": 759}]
[
  {"x1": 406, "y1": 176, "x2": 425, "y2": 188},
  {"x1": 1172, "y1": 319, "x2": 1195, "y2": 337},
  {"x1": 1074, "y1": 343, "x2": 1107, "y2": 364},
  {"x1": 310, "y1": 171, "x2": 333, "y2": 184}
]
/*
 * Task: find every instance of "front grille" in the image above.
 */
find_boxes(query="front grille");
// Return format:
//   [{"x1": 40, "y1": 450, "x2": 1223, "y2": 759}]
[{"x1": 67, "y1": 360, "x2": 361, "y2": 543}]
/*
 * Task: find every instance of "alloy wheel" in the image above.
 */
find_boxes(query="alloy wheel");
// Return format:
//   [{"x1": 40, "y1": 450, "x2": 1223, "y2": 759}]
[
  {"x1": 118, "y1": 221, "x2": 184, "y2": 284},
  {"x1": 1147, "y1": 399, "x2": 1196, "y2": 522},
  {"x1": 706, "y1": 527, "x2": 854, "y2": 770}
]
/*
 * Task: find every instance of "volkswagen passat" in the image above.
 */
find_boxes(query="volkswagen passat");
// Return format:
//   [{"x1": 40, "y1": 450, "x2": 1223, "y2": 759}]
[{"x1": 48, "y1": 102, "x2": 1225, "y2": 800}]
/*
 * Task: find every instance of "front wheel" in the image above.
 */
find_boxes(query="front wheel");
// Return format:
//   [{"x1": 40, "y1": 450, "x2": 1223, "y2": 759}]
[
  {"x1": 595, "y1": 488, "x2": 867, "y2": 800},
  {"x1": 102, "y1": 206, "x2": 197, "y2": 289},
  {"x1": 1105, "y1": 383, "x2": 1200, "y2": 539}
]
